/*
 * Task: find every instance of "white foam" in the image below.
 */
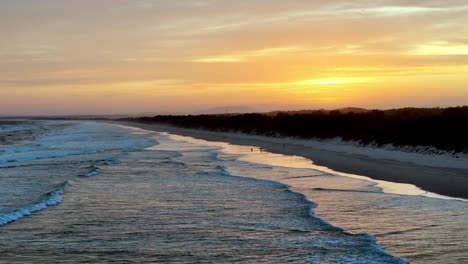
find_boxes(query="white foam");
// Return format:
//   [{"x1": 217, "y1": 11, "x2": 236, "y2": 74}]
[
  {"x1": 79, "y1": 170, "x2": 99, "y2": 177},
  {"x1": 133, "y1": 127, "x2": 468, "y2": 202},
  {"x1": 0, "y1": 121, "x2": 156, "y2": 166},
  {"x1": 149, "y1": 127, "x2": 468, "y2": 169},
  {"x1": 0, "y1": 188, "x2": 64, "y2": 226}
]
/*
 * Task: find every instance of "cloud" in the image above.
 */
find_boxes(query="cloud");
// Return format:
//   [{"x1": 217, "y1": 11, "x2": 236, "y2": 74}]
[
  {"x1": 1, "y1": 0, "x2": 468, "y2": 114},
  {"x1": 409, "y1": 41, "x2": 468, "y2": 55},
  {"x1": 192, "y1": 46, "x2": 302, "y2": 63},
  {"x1": 290, "y1": 77, "x2": 375, "y2": 86}
]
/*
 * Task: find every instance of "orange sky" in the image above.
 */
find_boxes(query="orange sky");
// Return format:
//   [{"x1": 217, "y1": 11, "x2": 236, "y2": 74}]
[{"x1": 1, "y1": 1, "x2": 468, "y2": 115}]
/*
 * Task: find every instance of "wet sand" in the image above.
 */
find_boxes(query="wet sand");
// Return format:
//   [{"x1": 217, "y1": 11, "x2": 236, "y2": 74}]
[{"x1": 115, "y1": 121, "x2": 468, "y2": 199}]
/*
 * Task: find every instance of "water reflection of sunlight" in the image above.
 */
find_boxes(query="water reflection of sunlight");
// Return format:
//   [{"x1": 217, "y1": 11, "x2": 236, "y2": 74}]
[
  {"x1": 117, "y1": 124, "x2": 466, "y2": 202},
  {"x1": 159, "y1": 132, "x2": 467, "y2": 202}
]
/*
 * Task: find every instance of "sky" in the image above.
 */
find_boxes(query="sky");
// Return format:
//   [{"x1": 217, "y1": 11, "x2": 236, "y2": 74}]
[{"x1": 1, "y1": 0, "x2": 468, "y2": 115}]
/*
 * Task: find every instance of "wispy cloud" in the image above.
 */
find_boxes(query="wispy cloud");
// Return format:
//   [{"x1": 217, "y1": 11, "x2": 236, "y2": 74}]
[
  {"x1": 1, "y1": 0, "x2": 468, "y2": 114},
  {"x1": 193, "y1": 46, "x2": 302, "y2": 63},
  {"x1": 289, "y1": 77, "x2": 375, "y2": 86},
  {"x1": 409, "y1": 41, "x2": 468, "y2": 55}
]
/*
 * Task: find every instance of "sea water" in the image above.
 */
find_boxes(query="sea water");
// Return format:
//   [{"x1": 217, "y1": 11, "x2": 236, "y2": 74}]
[{"x1": 0, "y1": 121, "x2": 466, "y2": 263}]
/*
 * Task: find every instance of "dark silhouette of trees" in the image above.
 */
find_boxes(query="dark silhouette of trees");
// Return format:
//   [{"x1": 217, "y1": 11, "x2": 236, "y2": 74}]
[{"x1": 124, "y1": 106, "x2": 468, "y2": 153}]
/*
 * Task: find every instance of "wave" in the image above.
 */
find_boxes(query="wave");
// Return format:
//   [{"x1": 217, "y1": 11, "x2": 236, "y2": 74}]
[
  {"x1": 0, "y1": 122, "x2": 157, "y2": 227},
  {"x1": 0, "y1": 122, "x2": 157, "y2": 167},
  {"x1": 166, "y1": 128, "x2": 468, "y2": 169},
  {"x1": 158, "y1": 160, "x2": 187, "y2": 167},
  {"x1": 0, "y1": 149, "x2": 101, "y2": 166},
  {"x1": 378, "y1": 224, "x2": 441, "y2": 237},
  {"x1": 285, "y1": 173, "x2": 335, "y2": 179},
  {"x1": 0, "y1": 181, "x2": 69, "y2": 226},
  {"x1": 312, "y1": 187, "x2": 382, "y2": 194},
  {"x1": 0, "y1": 156, "x2": 123, "y2": 170},
  {"x1": 79, "y1": 165, "x2": 100, "y2": 177},
  {"x1": 208, "y1": 165, "x2": 408, "y2": 262},
  {"x1": 215, "y1": 165, "x2": 342, "y2": 231}
]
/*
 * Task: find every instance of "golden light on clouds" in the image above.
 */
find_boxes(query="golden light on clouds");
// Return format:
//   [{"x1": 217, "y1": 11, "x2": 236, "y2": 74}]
[
  {"x1": 290, "y1": 77, "x2": 375, "y2": 86},
  {"x1": 1, "y1": 1, "x2": 468, "y2": 115},
  {"x1": 193, "y1": 57, "x2": 246, "y2": 63},
  {"x1": 193, "y1": 47, "x2": 302, "y2": 63},
  {"x1": 410, "y1": 42, "x2": 468, "y2": 55}
]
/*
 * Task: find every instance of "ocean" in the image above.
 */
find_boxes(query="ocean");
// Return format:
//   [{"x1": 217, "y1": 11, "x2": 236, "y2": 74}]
[{"x1": 0, "y1": 121, "x2": 466, "y2": 263}]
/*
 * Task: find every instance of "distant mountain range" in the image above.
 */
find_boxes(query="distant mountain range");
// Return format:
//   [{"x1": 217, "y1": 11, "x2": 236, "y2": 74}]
[
  {"x1": 3, "y1": 106, "x2": 466, "y2": 119},
  {"x1": 192, "y1": 106, "x2": 256, "y2": 115},
  {"x1": 0, "y1": 106, "x2": 257, "y2": 119}
]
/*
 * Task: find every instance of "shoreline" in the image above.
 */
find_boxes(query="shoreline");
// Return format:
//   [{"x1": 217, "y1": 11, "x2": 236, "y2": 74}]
[{"x1": 114, "y1": 121, "x2": 468, "y2": 199}]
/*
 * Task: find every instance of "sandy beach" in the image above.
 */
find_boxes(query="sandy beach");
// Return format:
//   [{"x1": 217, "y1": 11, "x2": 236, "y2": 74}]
[{"x1": 116, "y1": 121, "x2": 468, "y2": 199}]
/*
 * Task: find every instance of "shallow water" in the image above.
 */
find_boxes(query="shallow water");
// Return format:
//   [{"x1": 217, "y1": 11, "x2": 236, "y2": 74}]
[
  {"x1": 0, "y1": 121, "x2": 466, "y2": 263},
  {"x1": 157, "y1": 131, "x2": 468, "y2": 263}
]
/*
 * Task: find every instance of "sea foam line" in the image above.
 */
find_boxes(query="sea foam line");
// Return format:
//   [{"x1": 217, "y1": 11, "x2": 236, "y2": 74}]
[
  {"x1": 140, "y1": 127, "x2": 468, "y2": 202},
  {"x1": 0, "y1": 182, "x2": 68, "y2": 226}
]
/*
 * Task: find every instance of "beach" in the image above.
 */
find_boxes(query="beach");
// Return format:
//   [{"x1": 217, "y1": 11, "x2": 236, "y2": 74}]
[
  {"x1": 4, "y1": 1, "x2": 468, "y2": 262},
  {"x1": 116, "y1": 121, "x2": 468, "y2": 199},
  {"x1": 2, "y1": 120, "x2": 415, "y2": 263},
  {"x1": 2, "y1": 120, "x2": 467, "y2": 263}
]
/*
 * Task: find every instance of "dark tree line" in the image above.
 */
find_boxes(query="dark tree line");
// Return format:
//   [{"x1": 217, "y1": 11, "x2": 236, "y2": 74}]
[{"x1": 123, "y1": 106, "x2": 468, "y2": 153}]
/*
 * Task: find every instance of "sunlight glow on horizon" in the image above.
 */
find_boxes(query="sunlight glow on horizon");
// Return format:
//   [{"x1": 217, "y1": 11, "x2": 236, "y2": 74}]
[
  {"x1": 1, "y1": 1, "x2": 467, "y2": 115},
  {"x1": 290, "y1": 77, "x2": 375, "y2": 86}
]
